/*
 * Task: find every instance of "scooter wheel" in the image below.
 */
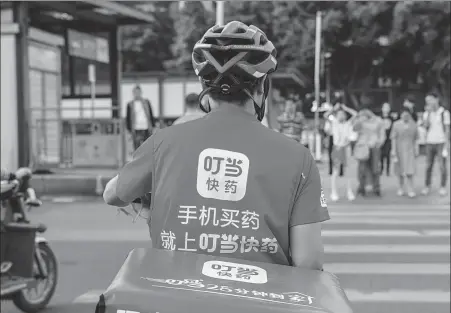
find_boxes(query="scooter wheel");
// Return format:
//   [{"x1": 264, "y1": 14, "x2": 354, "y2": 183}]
[{"x1": 12, "y1": 243, "x2": 58, "y2": 313}]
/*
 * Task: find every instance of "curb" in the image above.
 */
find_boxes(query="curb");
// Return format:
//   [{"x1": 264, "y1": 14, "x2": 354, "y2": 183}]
[
  {"x1": 32, "y1": 175, "x2": 114, "y2": 196},
  {"x1": 40, "y1": 195, "x2": 103, "y2": 203}
]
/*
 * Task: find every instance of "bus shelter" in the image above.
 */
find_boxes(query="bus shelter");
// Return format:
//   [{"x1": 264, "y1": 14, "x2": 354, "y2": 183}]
[{"x1": 0, "y1": 1, "x2": 154, "y2": 171}]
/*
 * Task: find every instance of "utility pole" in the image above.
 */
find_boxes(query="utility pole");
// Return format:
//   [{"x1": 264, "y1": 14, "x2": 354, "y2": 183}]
[
  {"x1": 313, "y1": 11, "x2": 322, "y2": 161},
  {"x1": 216, "y1": 1, "x2": 225, "y2": 26}
]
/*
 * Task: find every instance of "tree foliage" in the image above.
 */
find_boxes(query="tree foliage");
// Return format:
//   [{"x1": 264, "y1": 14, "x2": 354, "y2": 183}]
[
  {"x1": 165, "y1": 1, "x2": 214, "y2": 72},
  {"x1": 121, "y1": 2, "x2": 175, "y2": 72},
  {"x1": 121, "y1": 1, "x2": 450, "y2": 106},
  {"x1": 388, "y1": 1, "x2": 450, "y2": 104}
]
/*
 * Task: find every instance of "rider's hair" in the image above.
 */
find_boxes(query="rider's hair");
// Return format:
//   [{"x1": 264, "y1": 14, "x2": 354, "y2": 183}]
[
  {"x1": 203, "y1": 76, "x2": 265, "y2": 105},
  {"x1": 185, "y1": 93, "x2": 200, "y2": 108}
]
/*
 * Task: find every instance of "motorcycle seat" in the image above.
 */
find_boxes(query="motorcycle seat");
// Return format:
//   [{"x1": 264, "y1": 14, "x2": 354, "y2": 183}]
[{"x1": 0, "y1": 182, "x2": 15, "y2": 201}]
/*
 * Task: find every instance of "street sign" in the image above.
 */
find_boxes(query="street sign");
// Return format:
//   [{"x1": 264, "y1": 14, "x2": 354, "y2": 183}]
[{"x1": 68, "y1": 29, "x2": 109, "y2": 63}]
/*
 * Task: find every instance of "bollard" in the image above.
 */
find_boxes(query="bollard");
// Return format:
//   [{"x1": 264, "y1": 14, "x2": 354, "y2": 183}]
[{"x1": 95, "y1": 175, "x2": 104, "y2": 196}]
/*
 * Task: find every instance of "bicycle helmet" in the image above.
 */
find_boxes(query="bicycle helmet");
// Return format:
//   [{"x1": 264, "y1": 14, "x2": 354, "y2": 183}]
[{"x1": 192, "y1": 21, "x2": 278, "y2": 121}]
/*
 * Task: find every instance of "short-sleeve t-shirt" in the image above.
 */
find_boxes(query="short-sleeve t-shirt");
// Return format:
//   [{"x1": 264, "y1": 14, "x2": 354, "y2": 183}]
[{"x1": 116, "y1": 104, "x2": 330, "y2": 266}]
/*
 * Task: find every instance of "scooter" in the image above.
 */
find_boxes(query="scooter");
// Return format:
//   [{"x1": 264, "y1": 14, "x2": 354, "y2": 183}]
[{"x1": 1, "y1": 168, "x2": 58, "y2": 313}]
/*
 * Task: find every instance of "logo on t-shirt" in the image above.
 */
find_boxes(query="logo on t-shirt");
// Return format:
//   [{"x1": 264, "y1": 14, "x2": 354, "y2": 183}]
[
  {"x1": 196, "y1": 148, "x2": 250, "y2": 201},
  {"x1": 320, "y1": 188, "x2": 327, "y2": 208}
]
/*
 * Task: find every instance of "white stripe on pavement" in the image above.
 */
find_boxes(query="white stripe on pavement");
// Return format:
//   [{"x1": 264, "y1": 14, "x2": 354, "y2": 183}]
[
  {"x1": 325, "y1": 263, "x2": 450, "y2": 275},
  {"x1": 345, "y1": 289, "x2": 451, "y2": 303},
  {"x1": 322, "y1": 229, "x2": 451, "y2": 237},
  {"x1": 325, "y1": 245, "x2": 450, "y2": 254},
  {"x1": 331, "y1": 211, "x2": 449, "y2": 217},
  {"x1": 329, "y1": 204, "x2": 450, "y2": 210},
  {"x1": 423, "y1": 230, "x2": 451, "y2": 236},
  {"x1": 326, "y1": 218, "x2": 450, "y2": 225}
]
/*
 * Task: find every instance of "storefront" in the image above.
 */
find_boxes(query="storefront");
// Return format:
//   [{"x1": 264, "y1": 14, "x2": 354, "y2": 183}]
[{"x1": 0, "y1": 1, "x2": 154, "y2": 171}]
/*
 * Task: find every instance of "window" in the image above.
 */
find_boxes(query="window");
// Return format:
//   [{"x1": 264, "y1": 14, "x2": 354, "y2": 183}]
[
  {"x1": 72, "y1": 57, "x2": 111, "y2": 96},
  {"x1": 61, "y1": 30, "x2": 112, "y2": 98}
]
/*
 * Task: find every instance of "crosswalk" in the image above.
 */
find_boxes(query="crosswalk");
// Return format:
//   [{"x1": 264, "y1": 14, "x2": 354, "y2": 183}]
[
  {"x1": 322, "y1": 203, "x2": 450, "y2": 313},
  {"x1": 69, "y1": 202, "x2": 450, "y2": 313}
]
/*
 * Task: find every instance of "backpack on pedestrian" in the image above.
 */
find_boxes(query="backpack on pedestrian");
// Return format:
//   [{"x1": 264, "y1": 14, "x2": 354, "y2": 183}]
[{"x1": 423, "y1": 107, "x2": 447, "y2": 132}]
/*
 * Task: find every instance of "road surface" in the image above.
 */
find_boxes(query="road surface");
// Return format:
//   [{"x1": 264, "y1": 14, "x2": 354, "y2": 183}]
[{"x1": 2, "y1": 193, "x2": 449, "y2": 313}]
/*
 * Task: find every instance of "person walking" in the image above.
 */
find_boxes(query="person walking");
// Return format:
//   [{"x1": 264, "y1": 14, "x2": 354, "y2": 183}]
[
  {"x1": 421, "y1": 92, "x2": 450, "y2": 196},
  {"x1": 125, "y1": 85, "x2": 156, "y2": 150},
  {"x1": 402, "y1": 95, "x2": 418, "y2": 122},
  {"x1": 391, "y1": 108, "x2": 419, "y2": 198},
  {"x1": 353, "y1": 106, "x2": 386, "y2": 197},
  {"x1": 327, "y1": 92, "x2": 345, "y2": 176},
  {"x1": 173, "y1": 93, "x2": 205, "y2": 125},
  {"x1": 380, "y1": 102, "x2": 395, "y2": 176},
  {"x1": 324, "y1": 103, "x2": 358, "y2": 201}
]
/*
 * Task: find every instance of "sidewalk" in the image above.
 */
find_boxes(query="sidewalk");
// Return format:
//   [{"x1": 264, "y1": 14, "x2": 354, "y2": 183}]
[
  {"x1": 32, "y1": 156, "x2": 450, "y2": 205},
  {"x1": 317, "y1": 155, "x2": 450, "y2": 205}
]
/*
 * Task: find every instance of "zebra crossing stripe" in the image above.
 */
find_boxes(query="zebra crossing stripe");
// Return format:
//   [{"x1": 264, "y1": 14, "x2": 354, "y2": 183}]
[
  {"x1": 345, "y1": 289, "x2": 450, "y2": 303},
  {"x1": 330, "y1": 212, "x2": 449, "y2": 217},
  {"x1": 325, "y1": 218, "x2": 450, "y2": 225},
  {"x1": 325, "y1": 263, "x2": 450, "y2": 275},
  {"x1": 329, "y1": 204, "x2": 449, "y2": 210},
  {"x1": 325, "y1": 245, "x2": 450, "y2": 254},
  {"x1": 322, "y1": 229, "x2": 450, "y2": 237}
]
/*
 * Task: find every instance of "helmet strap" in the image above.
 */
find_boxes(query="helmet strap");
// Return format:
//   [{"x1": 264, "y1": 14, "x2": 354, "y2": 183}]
[
  {"x1": 245, "y1": 76, "x2": 270, "y2": 122},
  {"x1": 198, "y1": 87, "x2": 212, "y2": 113}
]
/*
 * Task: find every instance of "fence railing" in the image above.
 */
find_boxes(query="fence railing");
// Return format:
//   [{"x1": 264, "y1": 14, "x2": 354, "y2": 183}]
[{"x1": 30, "y1": 107, "x2": 126, "y2": 170}]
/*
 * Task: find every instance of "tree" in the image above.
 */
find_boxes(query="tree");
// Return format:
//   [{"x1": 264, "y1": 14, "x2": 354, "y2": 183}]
[
  {"x1": 119, "y1": 1, "x2": 450, "y2": 108},
  {"x1": 388, "y1": 1, "x2": 450, "y2": 107},
  {"x1": 121, "y1": 2, "x2": 175, "y2": 72},
  {"x1": 165, "y1": 1, "x2": 214, "y2": 72}
]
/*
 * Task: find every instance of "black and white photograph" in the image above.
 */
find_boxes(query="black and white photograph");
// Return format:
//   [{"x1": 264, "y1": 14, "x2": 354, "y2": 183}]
[{"x1": 1, "y1": 1, "x2": 450, "y2": 313}]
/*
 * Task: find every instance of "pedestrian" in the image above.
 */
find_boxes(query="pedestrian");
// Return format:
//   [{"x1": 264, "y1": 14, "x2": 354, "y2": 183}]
[
  {"x1": 402, "y1": 95, "x2": 418, "y2": 122},
  {"x1": 420, "y1": 92, "x2": 450, "y2": 196},
  {"x1": 125, "y1": 85, "x2": 156, "y2": 150},
  {"x1": 327, "y1": 92, "x2": 345, "y2": 176},
  {"x1": 391, "y1": 108, "x2": 419, "y2": 198},
  {"x1": 172, "y1": 93, "x2": 206, "y2": 125},
  {"x1": 353, "y1": 105, "x2": 386, "y2": 197},
  {"x1": 324, "y1": 103, "x2": 358, "y2": 201},
  {"x1": 380, "y1": 102, "x2": 395, "y2": 176}
]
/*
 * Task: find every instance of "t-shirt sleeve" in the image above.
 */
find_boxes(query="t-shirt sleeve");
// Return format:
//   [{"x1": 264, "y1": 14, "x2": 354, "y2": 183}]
[
  {"x1": 116, "y1": 134, "x2": 155, "y2": 203},
  {"x1": 289, "y1": 151, "x2": 330, "y2": 227}
]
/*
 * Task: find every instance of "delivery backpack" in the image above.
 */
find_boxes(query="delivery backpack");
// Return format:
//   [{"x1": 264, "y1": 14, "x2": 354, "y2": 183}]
[{"x1": 94, "y1": 248, "x2": 354, "y2": 313}]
